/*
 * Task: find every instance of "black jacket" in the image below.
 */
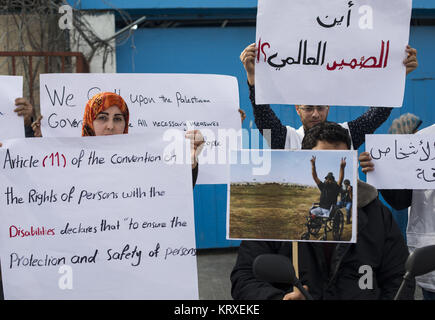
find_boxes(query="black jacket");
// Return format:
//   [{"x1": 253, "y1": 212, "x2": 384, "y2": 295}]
[
  {"x1": 380, "y1": 189, "x2": 413, "y2": 211},
  {"x1": 231, "y1": 181, "x2": 415, "y2": 300}
]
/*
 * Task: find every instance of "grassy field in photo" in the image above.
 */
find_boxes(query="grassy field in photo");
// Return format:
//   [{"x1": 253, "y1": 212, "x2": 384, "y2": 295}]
[{"x1": 229, "y1": 183, "x2": 352, "y2": 241}]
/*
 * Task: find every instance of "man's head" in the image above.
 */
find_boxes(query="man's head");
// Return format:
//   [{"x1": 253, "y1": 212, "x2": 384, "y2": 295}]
[
  {"x1": 324, "y1": 172, "x2": 335, "y2": 183},
  {"x1": 301, "y1": 121, "x2": 351, "y2": 150},
  {"x1": 343, "y1": 179, "x2": 350, "y2": 186},
  {"x1": 295, "y1": 105, "x2": 330, "y2": 130}
]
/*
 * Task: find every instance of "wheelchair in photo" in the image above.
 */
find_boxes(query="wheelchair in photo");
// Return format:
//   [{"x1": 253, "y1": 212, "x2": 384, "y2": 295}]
[{"x1": 301, "y1": 203, "x2": 344, "y2": 241}]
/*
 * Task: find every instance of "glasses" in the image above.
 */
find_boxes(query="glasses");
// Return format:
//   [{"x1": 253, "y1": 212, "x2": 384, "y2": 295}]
[{"x1": 299, "y1": 106, "x2": 329, "y2": 113}]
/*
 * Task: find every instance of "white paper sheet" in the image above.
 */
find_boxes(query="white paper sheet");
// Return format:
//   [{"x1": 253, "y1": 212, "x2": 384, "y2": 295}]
[
  {"x1": 255, "y1": 0, "x2": 412, "y2": 107},
  {"x1": 0, "y1": 133, "x2": 198, "y2": 299},
  {"x1": 39, "y1": 73, "x2": 242, "y2": 184},
  {"x1": 367, "y1": 134, "x2": 435, "y2": 189},
  {"x1": 0, "y1": 76, "x2": 24, "y2": 139}
]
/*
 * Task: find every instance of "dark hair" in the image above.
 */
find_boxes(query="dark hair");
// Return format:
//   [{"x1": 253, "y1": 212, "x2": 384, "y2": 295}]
[{"x1": 301, "y1": 122, "x2": 351, "y2": 150}]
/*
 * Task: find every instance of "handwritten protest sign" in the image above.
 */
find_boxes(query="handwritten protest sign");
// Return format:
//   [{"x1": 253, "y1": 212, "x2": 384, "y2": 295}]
[
  {"x1": 0, "y1": 133, "x2": 198, "y2": 299},
  {"x1": 228, "y1": 150, "x2": 357, "y2": 243},
  {"x1": 366, "y1": 133, "x2": 435, "y2": 189},
  {"x1": 39, "y1": 73, "x2": 241, "y2": 184},
  {"x1": 255, "y1": 0, "x2": 412, "y2": 107},
  {"x1": 0, "y1": 76, "x2": 25, "y2": 139}
]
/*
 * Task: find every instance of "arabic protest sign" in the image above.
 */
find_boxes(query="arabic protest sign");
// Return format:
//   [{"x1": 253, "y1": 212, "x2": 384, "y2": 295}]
[
  {"x1": 39, "y1": 73, "x2": 241, "y2": 185},
  {"x1": 366, "y1": 133, "x2": 435, "y2": 189},
  {"x1": 0, "y1": 133, "x2": 198, "y2": 299},
  {"x1": 0, "y1": 76, "x2": 25, "y2": 139},
  {"x1": 255, "y1": 0, "x2": 412, "y2": 107},
  {"x1": 228, "y1": 150, "x2": 357, "y2": 243}
]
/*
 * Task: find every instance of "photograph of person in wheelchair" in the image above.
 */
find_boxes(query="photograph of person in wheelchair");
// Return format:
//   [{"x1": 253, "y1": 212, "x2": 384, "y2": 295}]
[
  {"x1": 300, "y1": 155, "x2": 353, "y2": 241},
  {"x1": 228, "y1": 148, "x2": 356, "y2": 243}
]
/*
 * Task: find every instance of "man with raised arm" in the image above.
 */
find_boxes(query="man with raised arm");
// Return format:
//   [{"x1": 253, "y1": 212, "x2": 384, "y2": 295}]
[
  {"x1": 239, "y1": 43, "x2": 418, "y2": 149},
  {"x1": 310, "y1": 156, "x2": 346, "y2": 217}
]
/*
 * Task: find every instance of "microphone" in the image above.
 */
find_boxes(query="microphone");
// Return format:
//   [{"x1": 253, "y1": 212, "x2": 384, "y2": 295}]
[
  {"x1": 394, "y1": 244, "x2": 435, "y2": 300},
  {"x1": 253, "y1": 254, "x2": 313, "y2": 300}
]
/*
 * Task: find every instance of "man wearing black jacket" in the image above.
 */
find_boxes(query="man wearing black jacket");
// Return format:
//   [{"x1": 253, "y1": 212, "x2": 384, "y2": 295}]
[{"x1": 230, "y1": 122, "x2": 414, "y2": 300}]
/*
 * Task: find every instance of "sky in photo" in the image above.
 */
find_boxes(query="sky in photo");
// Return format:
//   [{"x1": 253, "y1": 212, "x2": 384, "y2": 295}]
[{"x1": 231, "y1": 149, "x2": 356, "y2": 187}]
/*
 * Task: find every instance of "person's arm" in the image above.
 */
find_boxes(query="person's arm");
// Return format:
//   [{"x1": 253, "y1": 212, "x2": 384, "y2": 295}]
[
  {"x1": 15, "y1": 98, "x2": 37, "y2": 138},
  {"x1": 249, "y1": 84, "x2": 287, "y2": 149},
  {"x1": 311, "y1": 156, "x2": 321, "y2": 186},
  {"x1": 359, "y1": 152, "x2": 412, "y2": 210},
  {"x1": 347, "y1": 107, "x2": 393, "y2": 149},
  {"x1": 240, "y1": 43, "x2": 287, "y2": 149},
  {"x1": 230, "y1": 241, "x2": 290, "y2": 300},
  {"x1": 379, "y1": 189, "x2": 412, "y2": 211},
  {"x1": 377, "y1": 202, "x2": 415, "y2": 300},
  {"x1": 238, "y1": 108, "x2": 246, "y2": 124},
  {"x1": 25, "y1": 125, "x2": 34, "y2": 138},
  {"x1": 14, "y1": 98, "x2": 34, "y2": 127},
  {"x1": 30, "y1": 115, "x2": 43, "y2": 137},
  {"x1": 192, "y1": 163, "x2": 198, "y2": 188},
  {"x1": 184, "y1": 130, "x2": 203, "y2": 188},
  {"x1": 337, "y1": 158, "x2": 346, "y2": 187}
]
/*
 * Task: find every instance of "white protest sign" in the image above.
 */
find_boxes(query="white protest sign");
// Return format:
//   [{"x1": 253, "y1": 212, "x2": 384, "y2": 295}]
[
  {"x1": 366, "y1": 134, "x2": 435, "y2": 189},
  {"x1": 255, "y1": 0, "x2": 412, "y2": 107},
  {"x1": 0, "y1": 133, "x2": 198, "y2": 299},
  {"x1": 40, "y1": 73, "x2": 242, "y2": 185},
  {"x1": 0, "y1": 76, "x2": 25, "y2": 139},
  {"x1": 228, "y1": 149, "x2": 358, "y2": 243}
]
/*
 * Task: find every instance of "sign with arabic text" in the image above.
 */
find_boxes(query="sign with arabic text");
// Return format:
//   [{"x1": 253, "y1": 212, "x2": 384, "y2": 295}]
[
  {"x1": 228, "y1": 149, "x2": 358, "y2": 243},
  {"x1": 366, "y1": 134, "x2": 435, "y2": 189},
  {"x1": 255, "y1": 0, "x2": 412, "y2": 107}
]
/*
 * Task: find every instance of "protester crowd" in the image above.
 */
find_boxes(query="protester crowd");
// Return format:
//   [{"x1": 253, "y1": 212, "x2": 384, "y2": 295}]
[{"x1": 1, "y1": 40, "x2": 434, "y2": 300}]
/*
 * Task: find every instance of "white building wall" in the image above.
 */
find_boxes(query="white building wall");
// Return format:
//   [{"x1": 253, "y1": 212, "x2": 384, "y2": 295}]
[{"x1": 70, "y1": 12, "x2": 117, "y2": 73}]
